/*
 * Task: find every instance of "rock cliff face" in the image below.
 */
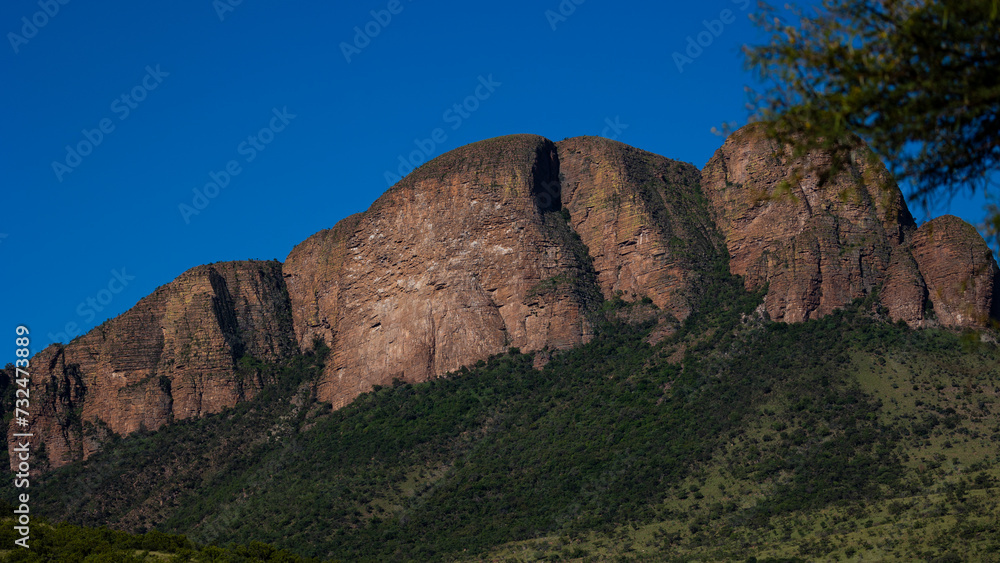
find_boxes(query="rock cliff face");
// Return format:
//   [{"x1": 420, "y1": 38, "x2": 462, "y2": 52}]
[
  {"x1": 284, "y1": 135, "x2": 601, "y2": 408},
  {"x1": 10, "y1": 261, "x2": 296, "y2": 471},
  {"x1": 702, "y1": 124, "x2": 917, "y2": 323},
  {"x1": 912, "y1": 215, "x2": 1000, "y2": 327},
  {"x1": 12, "y1": 129, "x2": 1000, "y2": 473},
  {"x1": 701, "y1": 124, "x2": 998, "y2": 327},
  {"x1": 283, "y1": 213, "x2": 364, "y2": 352},
  {"x1": 556, "y1": 137, "x2": 724, "y2": 320}
]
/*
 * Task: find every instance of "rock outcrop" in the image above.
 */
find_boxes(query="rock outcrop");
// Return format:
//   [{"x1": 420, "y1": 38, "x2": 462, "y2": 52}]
[
  {"x1": 283, "y1": 213, "x2": 363, "y2": 352},
  {"x1": 912, "y1": 215, "x2": 1000, "y2": 327},
  {"x1": 284, "y1": 135, "x2": 602, "y2": 408},
  {"x1": 701, "y1": 124, "x2": 999, "y2": 328},
  {"x1": 12, "y1": 129, "x2": 999, "y2": 473},
  {"x1": 557, "y1": 137, "x2": 724, "y2": 320},
  {"x1": 701, "y1": 123, "x2": 931, "y2": 324},
  {"x1": 10, "y1": 261, "x2": 296, "y2": 471}
]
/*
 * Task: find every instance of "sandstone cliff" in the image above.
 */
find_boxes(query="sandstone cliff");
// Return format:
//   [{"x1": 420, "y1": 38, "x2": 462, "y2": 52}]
[
  {"x1": 701, "y1": 124, "x2": 998, "y2": 328},
  {"x1": 703, "y1": 124, "x2": 944, "y2": 326},
  {"x1": 557, "y1": 137, "x2": 725, "y2": 321},
  {"x1": 283, "y1": 213, "x2": 363, "y2": 352},
  {"x1": 12, "y1": 129, "x2": 999, "y2": 473},
  {"x1": 284, "y1": 135, "x2": 602, "y2": 408},
  {"x1": 911, "y1": 215, "x2": 1000, "y2": 327},
  {"x1": 10, "y1": 261, "x2": 296, "y2": 470}
]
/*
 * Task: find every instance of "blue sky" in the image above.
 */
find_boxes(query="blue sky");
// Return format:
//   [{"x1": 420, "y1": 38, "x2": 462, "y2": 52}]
[{"x1": 0, "y1": 0, "x2": 991, "y2": 349}]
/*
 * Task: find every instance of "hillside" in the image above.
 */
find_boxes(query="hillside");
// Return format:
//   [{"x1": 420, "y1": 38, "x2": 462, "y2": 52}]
[
  {"x1": 8, "y1": 274, "x2": 1000, "y2": 561},
  {"x1": 3, "y1": 124, "x2": 1000, "y2": 561},
  {"x1": 9, "y1": 125, "x2": 998, "y2": 475},
  {"x1": 0, "y1": 516, "x2": 317, "y2": 562}
]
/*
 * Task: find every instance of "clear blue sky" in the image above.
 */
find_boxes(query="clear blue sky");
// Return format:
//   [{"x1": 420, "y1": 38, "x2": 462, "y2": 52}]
[{"x1": 1, "y1": 0, "x2": 990, "y2": 349}]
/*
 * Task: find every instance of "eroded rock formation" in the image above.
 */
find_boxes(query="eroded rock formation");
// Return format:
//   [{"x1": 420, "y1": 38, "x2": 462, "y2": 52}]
[
  {"x1": 12, "y1": 128, "x2": 999, "y2": 472},
  {"x1": 10, "y1": 261, "x2": 296, "y2": 470},
  {"x1": 701, "y1": 124, "x2": 998, "y2": 328},
  {"x1": 701, "y1": 123, "x2": 927, "y2": 323},
  {"x1": 284, "y1": 135, "x2": 601, "y2": 408},
  {"x1": 912, "y1": 215, "x2": 1000, "y2": 327},
  {"x1": 557, "y1": 136, "x2": 724, "y2": 321}
]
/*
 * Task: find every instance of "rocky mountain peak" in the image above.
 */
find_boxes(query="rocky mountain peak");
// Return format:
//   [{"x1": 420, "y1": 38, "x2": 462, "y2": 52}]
[
  {"x1": 11, "y1": 128, "x2": 998, "y2": 472},
  {"x1": 701, "y1": 123, "x2": 997, "y2": 327}
]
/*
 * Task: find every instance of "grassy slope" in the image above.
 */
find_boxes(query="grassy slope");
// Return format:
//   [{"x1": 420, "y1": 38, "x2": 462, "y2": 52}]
[
  {"x1": 481, "y1": 324, "x2": 1000, "y2": 562},
  {"x1": 5, "y1": 273, "x2": 1000, "y2": 562},
  {"x1": 0, "y1": 517, "x2": 317, "y2": 562}
]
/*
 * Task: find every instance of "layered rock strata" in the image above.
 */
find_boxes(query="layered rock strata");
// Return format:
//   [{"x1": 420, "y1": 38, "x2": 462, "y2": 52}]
[
  {"x1": 13, "y1": 129, "x2": 999, "y2": 473},
  {"x1": 10, "y1": 261, "x2": 296, "y2": 470},
  {"x1": 284, "y1": 135, "x2": 602, "y2": 408},
  {"x1": 557, "y1": 136, "x2": 725, "y2": 320}
]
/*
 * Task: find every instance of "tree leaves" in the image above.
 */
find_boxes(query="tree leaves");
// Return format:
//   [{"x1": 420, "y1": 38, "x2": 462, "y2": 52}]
[{"x1": 742, "y1": 0, "x2": 1000, "y2": 230}]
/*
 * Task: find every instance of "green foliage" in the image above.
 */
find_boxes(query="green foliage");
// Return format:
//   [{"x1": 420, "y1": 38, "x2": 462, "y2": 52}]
[
  {"x1": 0, "y1": 519, "x2": 316, "y2": 562},
  {"x1": 743, "y1": 0, "x2": 1000, "y2": 226},
  {"x1": 6, "y1": 276, "x2": 1000, "y2": 561}
]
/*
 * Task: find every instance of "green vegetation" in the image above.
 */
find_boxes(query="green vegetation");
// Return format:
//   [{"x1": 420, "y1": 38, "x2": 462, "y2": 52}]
[
  {"x1": 742, "y1": 0, "x2": 1000, "y2": 239},
  {"x1": 0, "y1": 510, "x2": 317, "y2": 562},
  {"x1": 4, "y1": 272, "x2": 1000, "y2": 561}
]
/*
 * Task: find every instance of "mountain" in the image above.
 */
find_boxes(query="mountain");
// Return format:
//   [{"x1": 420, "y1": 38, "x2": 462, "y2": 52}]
[
  {"x1": 7, "y1": 124, "x2": 998, "y2": 476},
  {"x1": 7, "y1": 261, "x2": 297, "y2": 470},
  {"x1": 284, "y1": 135, "x2": 598, "y2": 410},
  {"x1": 556, "y1": 135, "x2": 725, "y2": 321},
  {"x1": 702, "y1": 124, "x2": 998, "y2": 325},
  {"x1": 11, "y1": 281, "x2": 1000, "y2": 561},
  {"x1": 4, "y1": 124, "x2": 1000, "y2": 561}
]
